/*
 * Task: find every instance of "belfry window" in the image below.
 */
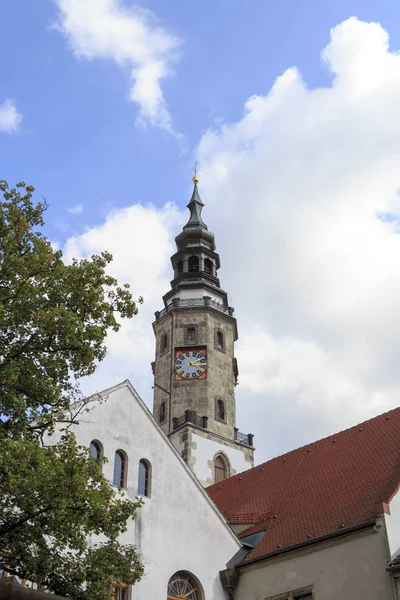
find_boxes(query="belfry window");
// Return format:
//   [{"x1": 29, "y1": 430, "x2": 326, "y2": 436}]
[
  {"x1": 216, "y1": 399, "x2": 225, "y2": 421},
  {"x1": 214, "y1": 455, "x2": 228, "y2": 483},
  {"x1": 159, "y1": 401, "x2": 166, "y2": 423},
  {"x1": 204, "y1": 258, "x2": 213, "y2": 275},
  {"x1": 113, "y1": 450, "x2": 127, "y2": 488},
  {"x1": 188, "y1": 255, "x2": 199, "y2": 272},
  {"x1": 177, "y1": 260, "x2": 183, "y2": 274},
  {"x1": 138, "y1": 459, "x2": 151, "y2": 497}
]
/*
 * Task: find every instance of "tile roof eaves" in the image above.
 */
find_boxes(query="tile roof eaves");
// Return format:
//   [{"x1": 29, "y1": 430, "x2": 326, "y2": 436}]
[{"x1": 238, "y1": 518, "x2": 377, "y2": 568}]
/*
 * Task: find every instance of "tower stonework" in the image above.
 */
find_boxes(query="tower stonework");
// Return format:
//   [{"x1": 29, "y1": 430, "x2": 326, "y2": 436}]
[{"x1": 152, "y1": 179, "x2": 254, "y2": 487}]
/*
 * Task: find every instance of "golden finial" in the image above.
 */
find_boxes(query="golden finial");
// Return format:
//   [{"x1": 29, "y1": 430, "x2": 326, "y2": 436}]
[{"x1": 192, "y1": 161, "x2": 199, "y2": 184}]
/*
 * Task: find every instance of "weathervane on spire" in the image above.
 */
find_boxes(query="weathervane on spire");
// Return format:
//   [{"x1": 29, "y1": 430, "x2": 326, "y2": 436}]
[{"x1": 192, "y1": 162, "x2": 200, "y2": 184}]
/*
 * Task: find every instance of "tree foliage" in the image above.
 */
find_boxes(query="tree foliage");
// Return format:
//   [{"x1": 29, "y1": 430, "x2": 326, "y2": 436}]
[{"x1": 0, "y1": 181, "x2": 144, "y2": 597}]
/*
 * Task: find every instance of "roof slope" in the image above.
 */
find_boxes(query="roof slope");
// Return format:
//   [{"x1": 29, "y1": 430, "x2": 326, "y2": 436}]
[{"x1": 207, "y1": 407, "x2": 400, "y2": 562}]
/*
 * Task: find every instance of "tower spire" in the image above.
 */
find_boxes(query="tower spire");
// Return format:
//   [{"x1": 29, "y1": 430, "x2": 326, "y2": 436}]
[{"x1": 184, "y1": 179, "x2": 207, "y2": 230}]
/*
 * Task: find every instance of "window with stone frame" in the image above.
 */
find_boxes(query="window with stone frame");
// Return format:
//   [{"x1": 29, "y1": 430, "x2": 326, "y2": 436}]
[
  {"x1": 161, "y1": 333, "x2": 168, "y2": 353},
  {"x1": 215, "y1": 398, "x2": 226, "y2": 422},
  {"x1": 159, "y1": 401, "x2": 166, "y2": 423},
  {"x1": 184, "y1": 324, "x2": 198, "y2": 345},
  {"x1": 214, "y1": 327, "x2": 225, "y2": 352},
  {"x1": 214, "y1": 455, "x2": 229, "y2": 483},
  {"x1": 265, "y1": 586, "x2": 314, "y2": 600}
]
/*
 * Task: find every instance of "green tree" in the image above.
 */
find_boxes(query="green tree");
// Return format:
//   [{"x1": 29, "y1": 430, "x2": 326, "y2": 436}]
[{"x1": 0, "y1": 181, "x2": 144, "y2": 597}]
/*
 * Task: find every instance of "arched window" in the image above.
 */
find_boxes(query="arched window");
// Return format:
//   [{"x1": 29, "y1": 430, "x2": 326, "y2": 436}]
[
  {"x1": 138, "y1": 459, "x2": 151, "y2": 497},
  {"x1": 214, "y1": 455, "x2": 228, "y2": 483},
  {"x1": 167, "y1": 572, "x2": 202, "y2": 600},
  {"x1": 204, "y1": 258, "x2": 213, "y2": 275},
  {"x1": 177, "y1": 260, "x2": 183, "y2": 274},
  {"x1": 188, "y1": 255, "x2": 199, "y2": 272},
  {"x1": 159, "y1": 401, "x2": 166, "y2": 423},
  {"x1": 216, "y1": 399, "x2": 225, "y2": 421},
  {"x1": 90, "y1": 440, "x2": 102, "y2": 461},
  {"x1": 113, "y1": 450, "x2": 127, "y2": 488}
]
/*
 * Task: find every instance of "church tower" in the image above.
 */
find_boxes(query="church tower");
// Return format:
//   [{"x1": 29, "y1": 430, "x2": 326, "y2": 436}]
[{"x1": 152, "y1": 175, "x2": 254, "y2": 487}]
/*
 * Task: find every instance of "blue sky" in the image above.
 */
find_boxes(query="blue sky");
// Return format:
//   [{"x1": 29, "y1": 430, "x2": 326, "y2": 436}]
[
  {"x1": 3, "y1": 1, "x2": 400, "y2": 460},
  {"x1": 1, "y1": 0, "x2": 400, "y2": 242}
]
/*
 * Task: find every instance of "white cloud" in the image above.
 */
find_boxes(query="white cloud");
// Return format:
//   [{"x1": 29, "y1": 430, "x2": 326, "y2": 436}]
[
  {"x1": 0, "y1": 99, "x2": 22, "y2": 134},
  {"x1": 64, "y1": 17, "x2": 400, "y2": 463},
  {"x1": 68, "y1": 203, "x2": 83, "y2": 214},
  {"x1": 53, "y1": 0, "x2": 181, "y2": 131}
]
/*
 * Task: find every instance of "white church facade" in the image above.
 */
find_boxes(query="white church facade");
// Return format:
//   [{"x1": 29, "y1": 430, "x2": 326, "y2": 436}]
[{"x1": 47, "y1": 379, "x2": 242, "y2": 600}]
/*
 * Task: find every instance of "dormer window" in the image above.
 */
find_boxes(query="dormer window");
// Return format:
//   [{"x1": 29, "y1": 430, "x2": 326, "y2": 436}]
[{"x1": 188, "y1": 255, "x2": 199, "y2": 272}]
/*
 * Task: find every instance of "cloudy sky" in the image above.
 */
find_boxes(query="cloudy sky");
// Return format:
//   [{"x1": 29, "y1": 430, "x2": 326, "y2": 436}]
[{"x1": 3, "y1": 0, "x2": 400, "y2": 463}]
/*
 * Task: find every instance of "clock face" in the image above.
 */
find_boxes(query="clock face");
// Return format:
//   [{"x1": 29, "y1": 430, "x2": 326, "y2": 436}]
[{"x1": 175, "y1": 348, "x2": 207, "y2": 381}]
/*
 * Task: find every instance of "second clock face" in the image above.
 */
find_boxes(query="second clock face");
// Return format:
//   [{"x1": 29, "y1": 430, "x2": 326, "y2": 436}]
[{"x1": 175, "y1": 349, "x2": 207, "y2": 381}]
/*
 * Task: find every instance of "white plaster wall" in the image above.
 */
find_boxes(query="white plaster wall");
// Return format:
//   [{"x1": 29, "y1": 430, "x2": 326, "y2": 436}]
[
  {"x1": 45, "y1": 382, "x2": 240, "y2": 600},
  {"x1": 235, "y1": 529, "x2": 394, "y2": 600},
  {"x1": 385, "y1": 488, "x2": 400, "y2": 559},
  {"x1": 192, "y1": 432, "x2": 251, "y2": 487}
]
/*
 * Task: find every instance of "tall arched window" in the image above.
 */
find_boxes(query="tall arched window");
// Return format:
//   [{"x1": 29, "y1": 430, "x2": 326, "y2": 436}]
[
  {"x1": 204, "y1": 258, "x2": 213, "y2": 275},
  {"x1": 167, "y1": 572, "x2": 201, "y2": 600},
  {"x1": 214, "y1": 455, "x2": 228, "y2": 483},
  {"x1": 188, "y1": 255, "x2": 199, "y2": 272},
  {"x1": 90, "y1": 440, "x2": 102, "y2": 461},
  {"x1": 113, "y1": 450, "x2": 127, "y2": 488},
  {"x1": 138, "y1": 459, "x2": 151, "y2": 497}
]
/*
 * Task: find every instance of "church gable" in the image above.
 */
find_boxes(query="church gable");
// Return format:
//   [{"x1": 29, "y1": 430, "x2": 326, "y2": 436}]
[{"x1": 58, "y1": 380, "x2": 240, "y2": 597}]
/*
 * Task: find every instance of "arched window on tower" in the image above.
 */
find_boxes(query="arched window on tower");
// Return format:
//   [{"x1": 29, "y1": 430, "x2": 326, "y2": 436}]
[
  {"x1": 177, "y1": 260, "x2": 183, "y2": 274},
  {"x1": 214, "y1": 455, "x2": 228, "y2": 483},
  {"x1": 204, "y1": 258, "x2": 213, "y2": 275},
  {"x1": 188, "y1": 255, "x2": 199, "y2": 272},
  {"x1": 138, "y1": 459, "x2": 151, "y2": 497},
  {"x1": 113, "y1": 450, "x2": 127, "y2": 488}
]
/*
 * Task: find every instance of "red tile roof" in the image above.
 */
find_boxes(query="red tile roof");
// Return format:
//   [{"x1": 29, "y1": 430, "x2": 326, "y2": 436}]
[{"x1": 207, "y1": 407, "x2": 400, "y2": 562}]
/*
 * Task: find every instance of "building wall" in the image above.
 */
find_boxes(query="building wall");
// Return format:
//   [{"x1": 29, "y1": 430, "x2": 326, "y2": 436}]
[
  {"x1": 235, "y1": 528, "x2": 394, "y2": 600},
  {"x1": 385, "y1": 488, "x2": 400, "y2": 560},
  {"x1": 45, "y1": 382, "x2": 240, "y2": 600},
  {"x1": 191, "y1": 430, "x2": 253, "y2": 487}
]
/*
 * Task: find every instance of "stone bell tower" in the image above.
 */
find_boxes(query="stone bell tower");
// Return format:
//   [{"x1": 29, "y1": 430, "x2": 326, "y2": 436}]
[{"x1": 152, "y1": 175, "x2": 254, "y2": 487}]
